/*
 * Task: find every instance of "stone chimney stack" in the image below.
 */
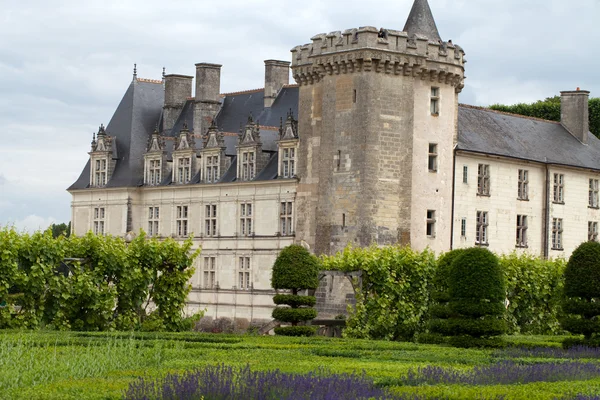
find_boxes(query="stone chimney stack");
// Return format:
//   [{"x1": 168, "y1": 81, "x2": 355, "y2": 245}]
[
  {"x1": 163, "y1": 74, "x2": 193, "y2": 133},
  {"x1": 561, "y1": 89, "x2": 590, "y2": 144},
  {"x1": 264, "y1": 60, "x2": 290, "y2": 108},
  {"x1": 194, "y1": 63, "x2": 222, "y2": 136}
]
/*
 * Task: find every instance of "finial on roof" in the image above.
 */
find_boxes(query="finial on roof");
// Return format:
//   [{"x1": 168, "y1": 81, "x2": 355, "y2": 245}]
[
  {"x1": 97, "y1": 123, "x2": 106, "y2": 136},
  {"x1": 182, "y1": 121, "x2": 188, "y2": 131},
  {"x1": 133, "y1": 63, "x2": 137, "y2": 79},
  {"x1": 162, "y1": 67, "x2": 166, "y2": 79},
  {"x1": 403, "y1": 0, "x2": 442, "y2": 42},
  {"x1": 91, "y1": 131, "x2": 96, "y2": 145},
  {"x1": 209, "y1": 119, "x2": 217, "y2": 129},
  {"x1": 247, "y1": 112, "x2": 253, "y2": 123}
]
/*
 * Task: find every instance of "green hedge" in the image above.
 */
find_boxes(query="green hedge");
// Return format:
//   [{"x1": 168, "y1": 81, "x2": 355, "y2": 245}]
[
  {"x1": 272, "y1": 307, "x2": 318, "y2": 324},
  {"x1": 273, "y1": 294, "x2": 316, "y2": 308},
  {"x1": 273, "y1": 326, "x2": 316, "y2": 337},
  {"x1": 271, "y1": 245, "x2": 319, "y2": 292}
]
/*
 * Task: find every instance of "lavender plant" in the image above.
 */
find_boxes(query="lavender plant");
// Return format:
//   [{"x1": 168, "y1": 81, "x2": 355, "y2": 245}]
[{"x1": 500, "y1": 345, "x2": 600, "y2": 360}]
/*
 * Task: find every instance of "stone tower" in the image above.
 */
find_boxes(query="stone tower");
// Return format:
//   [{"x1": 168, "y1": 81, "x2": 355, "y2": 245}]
[{"x1": 292, "y1": 0, "x2": 465, "y2": 255}]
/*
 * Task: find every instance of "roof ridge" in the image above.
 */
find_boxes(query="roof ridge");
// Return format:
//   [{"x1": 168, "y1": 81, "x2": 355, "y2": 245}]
[
  {"x1": 459, "y1": 103, "x2": 561, "y2": 125},
  {"x1": 220, "y1": 88, "x2": 264, "y2": 97},
  {"x1": 282, "y1": 84, "x2": 299, "y2": 88},
  {"x1": 137, "y1": 78, "x2": 163, "y2": 84}
]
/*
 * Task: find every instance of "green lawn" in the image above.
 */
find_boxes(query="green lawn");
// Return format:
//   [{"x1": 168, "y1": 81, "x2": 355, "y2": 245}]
[{"x1": 0, "y1": 330, "x2": 598, "y2": 400}]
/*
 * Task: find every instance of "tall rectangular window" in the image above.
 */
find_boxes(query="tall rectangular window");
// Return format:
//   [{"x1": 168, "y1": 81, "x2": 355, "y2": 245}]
[
  {"x1": 93, "y1": 207, "x2": 105, "y2": 235},
  {"x1": 476, "y1": 211, "x2": 489, "y2": 245},
  {"x1": 148, "y1": 207, "x2": 159, "y2": 236},
  {"x1": 553, "y1": 173, "x2": 564, "y2": 203},
  {"x1": 280, "y1": 202, "x2": 293, "y2": 236},
  {"x1": 176, "y1": 205, "x2": 188, "y2": 237},
  {"x1": 94, "y1": 159, "x2": 107, "y2": 186},
  {"x1": 205, "y1": 205, "x2": 217, "y2": 237},
  {"x1": 589, "y1": 179, "x2": 599, "y2": 208},
  {"x1": 240, "y1": 203, "x2": 253, "y2": 236},
  {"x1": 205, "y1": 155, "x2": 219, "y2": 183},
  {"x1": 463, "y1": 165, "x2": 468, "y2": 184},
  {"x1": 281, "y1": 148, "x2": 296, "y2": 178},
  {"x1": 203, "y1": 257, "x2": 216, "y2": 289},
  {"x1": 241, "y1": 151, "x2": 255, "y2": 181},
  {"x1": 589, "y1": 221, "x2": 599, "y2": 242},
  {"x1": 516, "y1": 215, "x2": 528, "y2": 247},
  {"x1": 477, "y1": 164, "x2": 490, "y2": 196},
  {"x1": 149, "y1": 159, "x2": 161, "y2": 185},
  {"x1": 177, "y1": 157, "x2": 191, "y2": 184},
  {"x1": 518, "y1": 169, "x2": 529, "y2": 200},
  {"x1": 426, "y1": 210, "x2": 436, "y2": 237},
  {"x1": 238, "y1": 257, "x2": 251, "y2": 290},
  {"x1": 552, "y1": 218, "x2": 563, "y2": 250},
  {"x1": 430, "y1": 87, "x2": 440, "y2": 115},
  {"x1": 428, "y1": 144, "x2": 438, "y2": 172},
  {"x1": 461, "y1": 218, "x2": 467, "y2": 237}
]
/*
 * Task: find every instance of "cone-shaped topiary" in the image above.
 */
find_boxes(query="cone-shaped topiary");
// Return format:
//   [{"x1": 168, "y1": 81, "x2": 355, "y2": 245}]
[
  {"x1": 435, "y1": 247, "x2": 507, "y2": 348},
  {"x1": 271, "y1": 245, "x2": 320, "y2": 336},
  {"x1": 561, "y1": 241, "x2": 600, "y2": 342}
]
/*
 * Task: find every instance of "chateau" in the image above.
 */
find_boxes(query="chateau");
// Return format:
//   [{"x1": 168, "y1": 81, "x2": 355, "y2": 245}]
[{"x1": 68, "y1": 0, "x2": 600, "y2": 320}]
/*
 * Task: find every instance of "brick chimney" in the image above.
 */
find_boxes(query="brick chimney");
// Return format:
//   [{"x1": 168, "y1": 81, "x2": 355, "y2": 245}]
[
  {"x1": 163, "y1": 74, "x2": 193, "y2": 132},
  {"x1": 193, "y1": 63, "x2": 222, "y2": 136},
  {"x1": 561, "y1": 89, "x2": 590, "y2": 144},
  {"x1": 264, "y1": 60, "x2": 290, "y2": 108}
]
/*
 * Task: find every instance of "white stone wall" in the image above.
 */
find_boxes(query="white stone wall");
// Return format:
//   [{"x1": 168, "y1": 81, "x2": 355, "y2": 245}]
[{"x1": 453, "y1": 152, "x2": 600, "y2": 258}]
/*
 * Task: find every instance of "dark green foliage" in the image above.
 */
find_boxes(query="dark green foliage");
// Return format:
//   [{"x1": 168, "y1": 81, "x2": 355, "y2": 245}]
[
  {"x1": 449, "y1": 300, "x2": 506, "y2": 318},
  {"x1": 272, "y1": 307, "x2": 318, "y2": 324},
  {"x1": 49, "y1": 222, "x2": 71, "y2": 238},
  {"x1": 490, "y1": 96, "x2": 600, "y2": 138},
  {"x1": 563, "y1": 336, "x2": 600, "y2": 349},
  {"x1": 448, "y1": 335, "x2": 507, "y2": 349},
  {"x1": 416, "y1": 332, "x2": 447, "y2": 345},
  {"x1": 449, "y1": 248, "x2": 505, "y2": 302},
  {"x1": 562, "y1": 241, "x2": 600, "y2": 340},
  {"x1": 273, "y1": 326, "x2": 316, "y2": 337},
  {"x1": 271, "y1": 245, "x2": 319, "y2": 292},
  {"x1": 431, "y1": 316, "x2": 506, "y2": 337},
  {"x1": 273, "y1": 294, "x2": 316, "y2": 307},
  {"x1": 432, "y1": 249, "x2": 465, "y2": 303}
]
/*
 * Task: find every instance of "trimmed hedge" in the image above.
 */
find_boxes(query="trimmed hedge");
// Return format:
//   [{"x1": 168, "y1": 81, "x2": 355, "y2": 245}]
[
  {"x1": 271, "y1": 245, "x2": 319, "y2": 292},
  {"x1": 432, "y1": 249, "x2": 466, "y2": 303},
  {"x1": 273, "y1": 294, "x2": 316, "y2": 308},
  {"x1": 272, "y1": 307, "x2": 318, "y2": 324},
  {"x1": 449, "y1": 248, "x2": 505, "y2": 302},
  {"x1": 273, "y1": 326, "x2": 316, "y2": 337}
]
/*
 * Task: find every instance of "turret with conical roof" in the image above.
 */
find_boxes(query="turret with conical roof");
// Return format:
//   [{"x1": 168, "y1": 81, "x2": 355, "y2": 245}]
[{"x1": 403, "y1": 0, "x2": 442, "y2": 42}]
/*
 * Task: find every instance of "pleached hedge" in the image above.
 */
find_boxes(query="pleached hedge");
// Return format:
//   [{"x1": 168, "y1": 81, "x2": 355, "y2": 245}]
[{"x1": 0, "y1": 227, "x2": 200, "y2": 331}]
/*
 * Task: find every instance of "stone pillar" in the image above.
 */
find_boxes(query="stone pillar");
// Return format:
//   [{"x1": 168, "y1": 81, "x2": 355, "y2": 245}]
[
  {"x1": 264, "y1": 60, "x2": 290, "y2": 108},
  {"x1": 561, "y1": 89, "x2": 590, "y2": 144},
  {"x1": 194, "y1": 63, "x2": 222, "y2": 136},
  {"x1": 163, "y1": 74, "x2": 193, "y2": 133}
]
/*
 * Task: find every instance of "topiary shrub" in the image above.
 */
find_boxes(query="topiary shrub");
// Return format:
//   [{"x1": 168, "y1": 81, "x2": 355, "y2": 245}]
[
  {"x1": 271, "y1": 245, "x2": 320, "y2": 336},
  {"x1": 435, "y1": 247, "x2": 507, "y2": 348},
  {"x1": 561, "y1": 241, "x2": 600, "y2": 344}
]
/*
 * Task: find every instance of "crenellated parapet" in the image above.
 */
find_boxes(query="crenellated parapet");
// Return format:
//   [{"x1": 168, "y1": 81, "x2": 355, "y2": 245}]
[{"x1": 291, "y1": 26, "x2": 466, "y2": 92}]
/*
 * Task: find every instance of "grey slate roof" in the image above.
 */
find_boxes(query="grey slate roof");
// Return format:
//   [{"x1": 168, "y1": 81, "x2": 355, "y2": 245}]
[
  {"x1": 457, "y1": 105, "x2": 600, "y2": 171},
  {"x1": 69, "y1": 79, "x2": 164, "y2": 190},
  {"x1": 403, "y1": 0, "x2": 442, "y2": 42}
]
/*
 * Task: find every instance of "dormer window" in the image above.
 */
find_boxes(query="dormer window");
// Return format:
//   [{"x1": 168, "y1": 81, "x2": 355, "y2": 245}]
[
  {"x1": 281, "y1": 148, "x2": 296, "y2": 178},
  {"x1": 206, "y1": 155, "x2": 219, "y2": 183},
  {"x1": 241, "y1": 151, "x2": 255, "y2": 181},
  {"x1": 89, "y1": 124, "x2": 114, "y2": 188},
  {"x1": 177, "y1": 157, "x2": 191, "y2": 184},
  {"x1": 94, "y1": 159, "x2": 107, "y2": 186},
  {"x1": 147, "y1": 159, "x2": 161, "y2": 185}
]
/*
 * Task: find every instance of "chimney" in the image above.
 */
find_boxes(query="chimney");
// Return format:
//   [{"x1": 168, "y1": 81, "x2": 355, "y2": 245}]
[
  {"x1": 561, "y1": 89, "x2": 590, "y2": 144},
  {"x1": 193, "y1": 63, "x2": 222, "y2": 136},
  {"x1": 264, "y1": 60, "x2": 290, "y2": 108},
  {"x1": 163, "y1": 74, "x2": 193, "y2": 133}
]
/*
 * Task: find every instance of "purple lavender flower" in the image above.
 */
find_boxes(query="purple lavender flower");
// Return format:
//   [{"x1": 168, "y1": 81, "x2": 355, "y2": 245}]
[{"x1": 500, "y1": 346, "x2": 600, "y2": 360}]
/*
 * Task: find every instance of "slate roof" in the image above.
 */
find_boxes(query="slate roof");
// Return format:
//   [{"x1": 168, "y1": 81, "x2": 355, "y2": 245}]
[
  {"x1": 457, "y1": 105, "x2": 600, "y2": 171},
  {"x1": 403, "y1": 0, "x2": 442, "y2": 42}
]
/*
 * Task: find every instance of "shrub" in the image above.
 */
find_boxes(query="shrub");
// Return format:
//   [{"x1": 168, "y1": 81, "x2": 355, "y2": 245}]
[
  {"x1": 273, "y1": 326, "x2": 316, "y2": 337},
  {"x1": 435, "y1": 247, "x2": 506, "y2": 346},
  {"x1": 271, "y1": 245, "x2": 319, "y2": 336},
  {"x1": 432, "y1": 249, "x2": 465, "y2": 303},
  {"x1": 561, "y1": 241, "x2": 600, "y2": 340}
]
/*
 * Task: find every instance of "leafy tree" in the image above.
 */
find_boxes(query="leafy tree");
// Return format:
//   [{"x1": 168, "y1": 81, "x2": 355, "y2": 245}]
[
  {"x1": 490, "y1": 96, "x2": 600, "y2": 138},
  {"x1": 271, "y1": 245, "x2": 319, "y2": 336},
  {"x1": 50, "y1": 222, "x2": 71, "y2": 238},
  {"x1": 561, "y1": 241, "x2": 600, "y2": 343}
]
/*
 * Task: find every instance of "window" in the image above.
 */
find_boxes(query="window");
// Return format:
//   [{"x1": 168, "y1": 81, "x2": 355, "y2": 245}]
[
  {"x1": 553, "y1": 173, "x2": 564, "y2": 203},
  {"x1": 203, "y1": 257, "x2": 216, "y2": 289},
  {"x1": 430, "y1": 87, "x2": 439, "y2": 115},
  {"x1": 205, "y1": 205, "x2": 217, "y2": 237},
  {"x1": 176, "y1": 205, "x2": 188, "y2": 237},
  {"x1": 589, "y1": 179, "x2": 599, "y2": 208},
  {"x1": 475, "y1": 211, "x2": 488, "y2": 245},
  {"x1": 281, "y1": 148, "x2": 296, "y2": 178},
  {"x1": 94, "y1": 159, "x2": 107, "y2": 186},
  {"x1": 353, "y1": 89, "x2": 357, "y2": 103},
  {"x1": 93, "y1": 207, "x2": 105, "y2": 235},
  {"x1": 463, "y1": 166, "x2": 468, "y2": 184},
  {"x1": 280, "y1": 202, "x2": 293, "y2": 236},
  {"x1": 428, "y1": 144, "x2": 438, "y2": 172},
  {"x1": 177, "y1": 157, "x2": 191, "y2": 184},
  {"x1": 241, "y1": 151, "x2": 255, "y2": 181},
  {"x1": 516, "y1": 215, "x2": 528, "y2": 247},
  {"x1": 240, "y1": 203, "x2": 253, "y2": 236},
  {"x1": 239, "y1": 257, "x2": 251, "y2": 290},
  {"x1": 426, "y1": 210, "x2": 436, "y2": 237},
  {"x1": 477, "y1": 164, "x2": 490, "y2": 196},
  {"x1": 518, "y1": 169, "x2": 529, "y2": 200},
  {"x1": 461, "y1": 218, "x2": 467, "y2": 237},
  {"x1": 552, "y1": 218, "x2": 563, "y2": 250},
  {"x1": 148, "y1": 207, "x2": 159, "y2": 236},
  {"x1": 588, "y1": 221, "x2": 599, "y2": 242},
  {"x1": 148, "y1": 159, "x2": 161, "y2": 185},
  {"x1": 205, "y1": 155, "x2": 219, "y2": 183}
]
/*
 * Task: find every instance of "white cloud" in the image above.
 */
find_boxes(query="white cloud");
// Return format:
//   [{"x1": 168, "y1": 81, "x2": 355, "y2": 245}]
[{"x1": 4, "y1": 215, "x2": 57, "y2": 233}]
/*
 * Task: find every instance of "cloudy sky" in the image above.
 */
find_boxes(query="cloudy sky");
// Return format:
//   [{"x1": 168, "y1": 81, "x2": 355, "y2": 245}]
[{"x1": 0, "y1": 0, "x2": 598, "y2": 232}]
